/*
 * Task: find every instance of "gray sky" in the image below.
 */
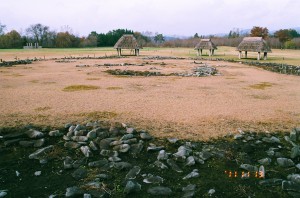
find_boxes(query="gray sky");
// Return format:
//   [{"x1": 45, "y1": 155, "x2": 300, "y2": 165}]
[{"x1": 1, "y1": 0, "x2": 299, "y2": 36}]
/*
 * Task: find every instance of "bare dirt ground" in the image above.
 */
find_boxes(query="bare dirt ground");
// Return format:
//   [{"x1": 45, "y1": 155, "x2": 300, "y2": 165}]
[{"x1": 1, "y1": 49, "x2": 300, "y2": 140}]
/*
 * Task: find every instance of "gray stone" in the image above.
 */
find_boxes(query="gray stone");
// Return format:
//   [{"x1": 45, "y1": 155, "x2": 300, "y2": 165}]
[
  {"x1": 68, "y1": 125, "x2": 76, "y2": 132},
  {"x1": 96, "y1": 131, "x2": 109, "y2": 140},
  {"x1": 277, "y1": 158, "x2": 295, "y2": 167},
  {"x1": 123, "y1": 138, "x2": 137, "y2": 144},
  {"x1": 130, "y1": 140, "x2": 144, "y2": 155},
  {"x1": 72, "y1": 136, "x2": 88, "y2": 142},
  {"x1": 110, "y1": 140, "x2": 123, "y2": 146},
  {"x1": 63, "y1": 135, "x2": 71, "y2": 141},
  {"x1": 87, "y1": 130, "x2": 97, "y2": 140},
  {"x1": 25, "y1": 129, "x2": 44, "y2": 139},
  {"x1": 208, "y1": 189, "x2": 216, "y2": 196},
  {"x1": 49, "y1": 130, "x2": 63, "y2": 137},
  {"x1": 287, "y1": 174, "x2": 300, "y2": 184},
  {"x1": 234, "y1": 134, "x2": 243, "y2": 140},
  {"x1": 74, "y1": 130, "x2": 86, "y2": 136},
  {"x1": 186, "y1": 156, "x2": 196, "y2": 166},
  {"x1": 143, "y1": 174, "x2": 163, "y2": 184},
  {"x1": 153, "y1": 160, "x2": 168, "y2": 169},
  {"x1": 80, "y1": 146, "x2": 92, "y2": 157},
  {"x1": 99, "y1": 138, "x2": 117, "y2": 150},
  {"x1": 290, "y1": 129, "x2": 297, "y2": 142},
  {"x1": 65, "y1": 186, "x2": 83, "y2": 197},
  {"x1": 173, "y1": 146, "x2": 191, "y2": 158},
  {"x1": 89, "y1": 141, "x2": 98, "y2": 151},
  {"x1": 100, "y1": 149, "x2": 118, "y2": 157},
  {"x1": 113, "y1": 162, "x2": 132, "y2": 170},
  {"x1": 167, "y1": 159, "x2": 183, "y2": 173},
  {"x1": 262, "y1": 136, "x2": 280, "y2": 143},
  {"x1": 147, "y1": 143, "x2": 164, "y2": 152},
  {"x1": 96, "y1": 174, "x2": 111, "y2": 180},
  {"x1": 167, "y1": 138, "x2": 178, "y2": 144},
  {"x1": 0, "y1": 190, "x2": 8, "y2": 198},
  {"x1": 240, "y1": 164, "x2": 258, "y2": 172},
  {"x1": 182, "y1": 184, "x2": 196, "y2": 198},
  {"x1": 140, "y1": 132, "x2": 152, "y2": 140},
  {"x1": 88, "y1": 159, "x2": 109, "y2": 168},
  {"x1": 259, "y1": 178, "x2": 283, "y2": 186},
  {"x1": 282, "y1": 180, "x2": 300, "y2": 192},
  {"x1": 3, "y1": 132, "x2": 25, "y2": 140},
  {"x1": 147, "y1": 186, "x2": 172, "y2": 196},
  {"x1": 120, "y1": 134, "x2": 134, "y2": 140},
  {"x1": 64, "y1": 156, "x2": 74, "y2": 169},
  {"x1": 198, "y1": 151, "x2": 213, "y2": 160},
  {"x1": 83, "y1": 194, "x2": 92, "y2": 198},
  {"x1": 19, "y1": 140, "x2": 34, "y2": 147},
  {"x1": 183, "y1": 169, "x2": 199, "y2": 180},
  {"x1": 33, "y1": 138, "x2": 45, "y2": 147},
  {"x1": 108, "y1": 156, "x2": 121, "y2": 162},
  {"x1": 258, "y1": 158, "x2": 272, "y2": 165},
  {"x1": 291, "y1": 146, "x2": 300, "y2": 158},
  {"x1": 64, "y1": 141, "x2": 81, "y2": 149},
  {"x1": 296, "y1": 164, "x2": 300, "y2": 170},
  {"x1": 4, "y1": 139, "x2": 22, "y2": 146},
  {"x1": 29, "y1": 145, "x2": 54, "y2": 159},
  {"x1": 125, "y1": 166, "x2": 141, "y2": 180},
  {"x1": 72, "y1": 167, "x2": 87, "y2": 180},
  {"x1": 73, "y1": 158, "x2": 88, "y2": 168},
  {"x1": 126, "y1": 127, "x2": 135, "y2": 134},
  {"x1": 157, "y1": 150, "x2": 168, "y2": 161},
  {"x1": 124, "y1": 180, "x2": 141, "y2": 194},
  {"x1": 74, "y1": 124, "x2": 84, "y2": 132},
  {"x1": 194, "y1": 156, "x2": 205, "y2": 164},
  {"x1": 113, "y1": 144, "x2": 130, "y2": 153}
]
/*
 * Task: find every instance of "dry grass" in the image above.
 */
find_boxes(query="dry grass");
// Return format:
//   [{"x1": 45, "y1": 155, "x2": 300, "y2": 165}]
[
  {"x1": 35, "y1": 106, "x2": 52, "y2": 111},
  {"x1": 248, "y1": 82, "x2": 273, "y2": 90},
  {"x1": 106, "y1": 86, "x2": 123, "y2": 90},
  {"x1": 63, "y1": 85, "x2": 100, "y2": 92},
  {"x1": 74, "y1": 111, "x2": 117, "y2": 120}
]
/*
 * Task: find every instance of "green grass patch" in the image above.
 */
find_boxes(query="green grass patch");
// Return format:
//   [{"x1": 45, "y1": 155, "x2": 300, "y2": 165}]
[
  {"x1": 63, "y1": 85, "x2": 100, "y2": 92},
  {"x1": 249, "y1": 82, "x2": 273, "y2": 90}
]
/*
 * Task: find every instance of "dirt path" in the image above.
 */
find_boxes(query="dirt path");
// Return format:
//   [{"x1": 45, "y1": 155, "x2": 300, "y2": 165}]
[{"x1": 1, "y1": 55, "x2": 299, "y2": 140}]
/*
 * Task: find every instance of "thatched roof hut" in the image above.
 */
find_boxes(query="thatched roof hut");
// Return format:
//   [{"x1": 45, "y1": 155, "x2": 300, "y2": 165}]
[
  {"x1": 237, "y1": 37, "x2": 271, "y2": 60},
  {"x1": 114, "y1": 34, "x2": 141, "y2": 56},
  {"x1": 194, "y1": 39, "x2": 217, "y2": 56}
]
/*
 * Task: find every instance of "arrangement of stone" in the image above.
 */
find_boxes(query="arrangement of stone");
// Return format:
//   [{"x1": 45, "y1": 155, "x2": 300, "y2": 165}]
[
  {"x1": 0, "y1": 59, "x2": 32, "y2": 67},
  {"x1": 1, "y1": 122, "x2": 300, "y2": 197}
]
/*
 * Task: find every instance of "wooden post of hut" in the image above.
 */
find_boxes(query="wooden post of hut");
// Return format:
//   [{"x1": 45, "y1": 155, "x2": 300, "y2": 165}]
[
  {"x1": 237, "y1": 37, "x2": 271, "y2": 61},
  {"x1": 114, "y1": 34, "x2": 142, "y2": 57},
  {"x1": 194, "y1": 39, "x2": 217, "y2": 57}
]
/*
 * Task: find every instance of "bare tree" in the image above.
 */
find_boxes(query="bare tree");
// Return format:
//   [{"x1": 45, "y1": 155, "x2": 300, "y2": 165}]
[{"x1": 26, "y1": 23, "x2": 50, "y2": 45}]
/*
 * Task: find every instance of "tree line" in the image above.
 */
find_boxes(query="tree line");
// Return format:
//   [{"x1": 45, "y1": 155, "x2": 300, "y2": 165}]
[{"x1": 0, "y1": 23, "x2": 299, "y2": 49}]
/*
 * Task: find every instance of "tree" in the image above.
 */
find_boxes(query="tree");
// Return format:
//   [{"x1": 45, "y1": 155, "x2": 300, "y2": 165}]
[
  {"x1": 134, "y1": 31, "x2": 151, "y2": 47},
  {"x1": 0, "y1": 30, "x2": 23, "y2": 49},
  {"x1": 154, "y1": 33, "x2": 165, "y2": 44},
  {"x1": 250, "y1": 26, "x2": 269, "y2": 39},
  {"x1": 0, "y1": 22, "x2": 6, "y2": 35},
  {"x1": 194, "y1": 33, "x2": 199, "y2": 38},
  {"x1": 26, "y1": 23, "x2": 50, "y2": 45},
  {"x1": 274, "y1": 29, "x2": 292, "y2": 44},
  {"x1": 55, "y1": 31, "x2": 78, "y2": 48}
]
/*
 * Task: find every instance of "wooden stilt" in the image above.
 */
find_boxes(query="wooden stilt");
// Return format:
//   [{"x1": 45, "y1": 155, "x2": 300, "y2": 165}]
[
  {"x1": 245, "y1": 51, "x2": 247, "y2": 58},
  {"x1": 212, "y1": 49, "x2": 215, "y2": 56},
  {"x1": 257, "y1": 52, "x2": 261, "y2": 60},
  {"x1": 238, "y1": 51, "x2": 242, "y2": 59},
  {"x1": 197, "y1": 49, "x2": 200, "y2": 56},
  {"x1": 200, "y1": 49, "x2": 202, "y2": 57},
  {"x1": 264, "y1": 52, "x2": 267, "y2": 60}
]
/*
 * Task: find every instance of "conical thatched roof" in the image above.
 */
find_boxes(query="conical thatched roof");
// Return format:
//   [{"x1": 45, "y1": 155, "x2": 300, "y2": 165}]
[
  {"x1": 114, "y1": 34, "x2": 141, "y2": 49},
  {"x1": 194, "y1": 39, "x2": 217, "y2": 50},
  {"x1": 237, "y1": 37, "x2": 271, "y2": 52}
]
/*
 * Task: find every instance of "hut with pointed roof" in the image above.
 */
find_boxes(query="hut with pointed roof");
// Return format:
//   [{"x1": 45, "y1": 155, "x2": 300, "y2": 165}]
[
  {"x1": 237, "y1": 37, "x2": 271, "y2": 60},
  {"x1": 114, "y1": 34, "x2": 141, "y2": 56},
  {"x1": 194, "y1": 39, "x2": 217, "y2": 57}
]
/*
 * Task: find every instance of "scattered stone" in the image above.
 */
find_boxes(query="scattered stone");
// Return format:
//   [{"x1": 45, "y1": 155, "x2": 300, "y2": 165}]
[
  {"x1": 0, "y1": 190, "x2": 7, "y2": 198},
  {"x1": 64, "y1": 156, "x2": 74, "y2": 169},
  {"x1": 87, "y1": 130, "x2": 97, "y2": 140},
  {"x1": 290, "y1": 129, "x2": 297, "y2": 142},
  {"x1": 33, "y1": 138, "x2": 45, "y2": 147},
  {"x1": 120, "y1": 134, "x2": 134, "y2": 141},
  {"x1": 157, "y1": 150, "x2": 168, "y2": 161},
  {"x1": 258, "y1": 158, "x2": 272, "y2": 165},
  {"x1": 130, "y1": 140, "x2": 144, "y2": 155},
  {"x1": 277, "y1": 158, "x2": 295, "y2": 167},
  {"x1": 88, "y1": 159, "x2": 108, "y2": 168},
  {"x1": 140, "y1": 132, "x2": 152, "y2": 140},
  {"x1": 287, "y1": 174, "x2": 300, "y2": 184},
  {"x1": 83, "y1": 194, "x2": 91, "y2": 198},
  {"x1": 126, "y1": 127, "x2": 135, "y2": 134},
  {"x1": 64, "y1": 141, "x2": 81, "y2": 149},
  {"x1": 173, "y1": 146, "x2": 191, "y2": 158},
  {"x1": 262, "y1": 136, "x2": 280, "y2": 143},
  {"x1": 153, "y1": 160, "x2": 168, "y2": 169},
  {"x1": 208, "y1": 189, "x2": 216, "y2": 196},
  {"x1": 291, "y1": 146, "x2": 300, "y2": 158},
  {"x1": 80, "y1": 146, "x2": 92, "y2": 157},
  {"x1": 259, "y1": 178, "x2": 283, "y2": 186},
  {"x1": 282, "y1": 180, "x2": 300, "y2": 192},
  {"x1": 108, "y1": 156, "x2": 121, "y2": 162},
  {"x1": 183, "y1": 169, "x2": 199, "y2": 180},
  {"x1": 125, "y1": 166, "x2": 141, "y2": 180},
  {"x1": 65, "y1": 186, "x2": 83, "y2": 197},
  {"x1": 72, "y1": 168, "x2": 87, "y2": 180},
  {"x1": 123, "y1": 138, "x2": 137, "y2": 144},
  {"x1": 89, "y1": 141, "x2": 98, "y2": 151},
  {"x1": 186, "y1": 156, "x2": 196, "y2": 166},
  {"x1": 113, "y1": 162, "x2": 132, "y2": 170},
  {"x1": 4, "y1": 139, "x2": 22, "y2": 146},
  {"x1": 167, "y1": 138, "x2": 178, "y2": 144},
  {"x1": 49, "y1": 130, "x2": 63, "y2": 137},
  {"x1": 100, "y1": 149, "x2": 118, "y2": 157},
  {"x1": 28, "y1": 145, "x2": 54, "y2": 160},
  {"x1": 72, "y1": 136, "x2": 88, "y2": 142},
  {"x1": 25, "y1": 129, "x2": 44, "y2": 139},
  {"x1": 234, "y1": 134, "x2": 243, "y2": 140},
  {"x1": 143, "y1": 174, "x2": 164, "y2": 184},
  {"x1": 296, "y1": 164, "x2": 300, "y2": 170},
  {"x1": 113, "y1": 144, "x2": 130, "y2": 153},
  {"x1": 198, "y1": 151, "x2": 213, "y2": 160},
  {"x1": 240, "y1": 164, "x2": 258, "y2": 172},
  {"x1": 99, "y1": 138, "x2": 117, "y2": 150},
  {"x1": 34, "y1": 171, "x2": 41, "y2": 176},
  {"x1": 182, "y1": 184, "x2": 196, "y2": 198},
  {"x1": 124, "y1": 180, "x2": 141, "y2": 194},
  {"x1": 167, "y1": 159, "x2": 183, "y2": 173},
  {"x1": 147, "y1": 143, "x2": 164, "y2": 151},
  {"x1": 15, "y1": 171, "x2": 20, "y2": 177},
  {"x1": 147, "y1": 186, "x2": 172, "y2": 196}
]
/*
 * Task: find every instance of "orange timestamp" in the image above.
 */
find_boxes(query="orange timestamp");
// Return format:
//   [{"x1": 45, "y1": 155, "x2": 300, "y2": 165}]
[{"x1": 224, "y1": 170, "x2": 264, "y2": 178}]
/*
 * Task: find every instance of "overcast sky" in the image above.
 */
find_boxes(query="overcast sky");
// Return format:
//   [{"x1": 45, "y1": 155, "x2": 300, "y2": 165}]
[{"x1": 1, "y1": 0, "x2": 299, "y2": 36}]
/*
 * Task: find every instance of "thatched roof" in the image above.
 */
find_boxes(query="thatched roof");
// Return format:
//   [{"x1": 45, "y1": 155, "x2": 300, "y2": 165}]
[
  {"x1": 194, "y1": 39, "x2": 217, "y2": 50},
  {"x1": 114, "y1": 34, "x2": 141, "y2": 49},
  {"x1": 237, "y1": 37, "x2": 271, "y2": 52}
]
